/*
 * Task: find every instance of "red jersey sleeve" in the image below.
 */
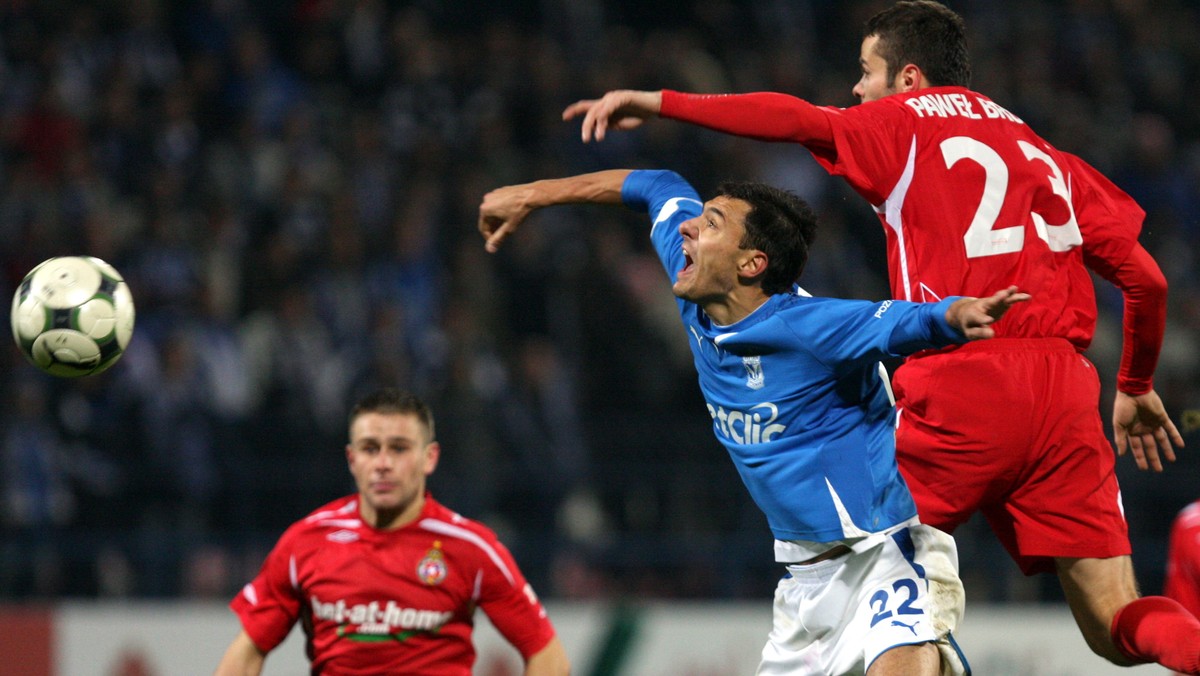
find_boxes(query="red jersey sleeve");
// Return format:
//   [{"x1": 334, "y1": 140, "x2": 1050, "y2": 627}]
[
  {"x1": 1062, "y1": 152, "x2": 1165, "y2": 393},
  {"x1": 229, "y1": 526, "x2": 304, "y2": 653},
  {"x1": 660, "y1": 90, "x2": 836, "y2": 148},
  {"x1": 659, "y1": 89, "x2": 913, "y2": 205},
  {"x1": 474, "y1": 535, "x2": 556, "y2": 659}
]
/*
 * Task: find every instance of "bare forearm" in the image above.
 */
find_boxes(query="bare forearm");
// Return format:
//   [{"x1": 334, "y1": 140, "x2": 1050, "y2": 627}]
[
  {"x1": 479, "y1": 170, "x2": 633, "y2": 252},
  {"x1": 522, "y1": 170, "x2": 632, "y2": 209}
]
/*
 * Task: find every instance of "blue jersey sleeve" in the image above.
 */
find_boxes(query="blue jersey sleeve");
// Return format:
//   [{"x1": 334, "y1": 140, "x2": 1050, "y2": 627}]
[
  {"x1": 622, "y1": 170, "x2": 703, "y2": 284},
  {"x1": 786, "y1": 296, "x2": 966, "y2": 372}
]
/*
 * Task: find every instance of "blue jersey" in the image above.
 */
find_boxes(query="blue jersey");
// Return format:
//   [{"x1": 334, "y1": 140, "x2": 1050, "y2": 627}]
[{"x1": 622, "y1": 170, "x2": 968, "y2": 543}]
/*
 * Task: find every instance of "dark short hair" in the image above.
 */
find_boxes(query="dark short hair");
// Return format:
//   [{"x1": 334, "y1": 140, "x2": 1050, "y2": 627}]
[
  {"x1": 716, "y1": 181, "x2": 817, "y2": 296},
  {"x1": 865, "y1": 1, "x2": 971, "y2": 88},
  {"x1": 348, "y1": 388, "x2": 435, "y2": 441}
]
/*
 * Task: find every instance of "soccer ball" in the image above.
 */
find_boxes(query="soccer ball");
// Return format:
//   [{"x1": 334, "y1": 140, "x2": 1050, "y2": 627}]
[{"x1": 10, "y1": 256, "x2": 136, "y2": 377}]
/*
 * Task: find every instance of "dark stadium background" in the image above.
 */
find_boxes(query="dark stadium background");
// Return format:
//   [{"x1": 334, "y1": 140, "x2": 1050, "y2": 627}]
[{"x1": 0, "y1": 0, "x2": 1196, "y2": 613}]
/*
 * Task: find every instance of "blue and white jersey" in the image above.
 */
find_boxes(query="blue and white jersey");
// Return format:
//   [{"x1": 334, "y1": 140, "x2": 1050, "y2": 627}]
[{"x1": 622, "y1": 170, "x2": 968, "y2": 545}]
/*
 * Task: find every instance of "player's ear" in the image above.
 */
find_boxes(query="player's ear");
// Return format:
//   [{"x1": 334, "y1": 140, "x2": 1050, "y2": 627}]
[
  {"x1": 739, "y1": 250, "x2": 769, "y2": 281},
  {"x1": 896, "y1": 63, "x2": 924, "y2": 92},
  {"x1": 423, "y1": 441, "x2": 441, "y2": 476}
]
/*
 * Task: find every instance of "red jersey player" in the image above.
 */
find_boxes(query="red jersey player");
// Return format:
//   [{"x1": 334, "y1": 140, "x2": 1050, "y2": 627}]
[
  {"x1": 1167, "y1": 501, "x2": 1200, "y2": 641},
  {"x1": 559, "y1": 1, "x2": 1197, "y2": 673},
  {"x1": 214, "y1": 389, "x2": 569, "y2": 676}
]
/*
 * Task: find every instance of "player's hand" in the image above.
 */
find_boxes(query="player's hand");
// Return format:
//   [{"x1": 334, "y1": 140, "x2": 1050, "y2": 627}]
[
  {"x1": 562, "y1": 90, "x2": 662, "y2": 142},
  {"x1": 946, "y1": 286, "x2": 1031, "y2": 340},
  {"x1": 1113, "y1": 389, "x2": 1184, "y2": 472},
  {"x1": 478, "y1": 183, "x2": 536, "y2": 253}
]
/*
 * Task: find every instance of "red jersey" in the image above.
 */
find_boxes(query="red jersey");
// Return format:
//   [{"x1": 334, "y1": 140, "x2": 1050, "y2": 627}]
[
  {"x1": 806, "y1": 87, "x2": 1141, "y2": 350},
  {"x1": 230, "y1": 494, "x2": 556, "y2": 675},
  {"x1": 1166, "y1": 501, "x2": 1200, "y2": 618},
  {"x1": 662, "y1": 87, "x2": 1146, "y2": 351}
]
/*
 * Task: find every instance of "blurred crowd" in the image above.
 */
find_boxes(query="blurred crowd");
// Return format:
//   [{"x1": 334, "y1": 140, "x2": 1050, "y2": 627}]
[{"x1": 1, "y1": 0, "x2": 1197, "y2": 606}]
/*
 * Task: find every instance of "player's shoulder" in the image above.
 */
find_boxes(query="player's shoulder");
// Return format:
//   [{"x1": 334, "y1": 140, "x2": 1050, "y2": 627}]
[
  {"x1": 626, "y1": 169, "x2": 702, "y2": 208},
  {"x1": 264, "y1": 495, "x2": 362, "y2": 552},
  {"x1": 752, "y1": 293, "x2": 852, "y2": 340},
  {"x1": 288, "y1": 495, "x2": 361, "y2": 533},
  {"x1": 774, "y1": 292, "x2": 861, "y2": 316},
  {"x1": 415, "y1": 497, "x2": 505, "y2": 548}
]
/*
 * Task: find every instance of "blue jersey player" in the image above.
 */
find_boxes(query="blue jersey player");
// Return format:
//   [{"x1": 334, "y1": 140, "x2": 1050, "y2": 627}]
[{"x1": 479, "y1": 169, "x2": 1027, "y2": 676}]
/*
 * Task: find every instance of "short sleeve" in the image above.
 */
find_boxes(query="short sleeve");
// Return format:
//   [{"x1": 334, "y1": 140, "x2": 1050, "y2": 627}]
[
  {"x1": 475, "y1": 538, "x2": 556, "y2": 659},
  {"x1": 229, "y1": 530, "x2": 303, "y2": 652}
]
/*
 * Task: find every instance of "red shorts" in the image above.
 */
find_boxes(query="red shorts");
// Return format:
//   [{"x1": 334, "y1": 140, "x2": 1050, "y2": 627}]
[{"x1": 893, "y1": 337, "x2": 1131, "y2": 575}]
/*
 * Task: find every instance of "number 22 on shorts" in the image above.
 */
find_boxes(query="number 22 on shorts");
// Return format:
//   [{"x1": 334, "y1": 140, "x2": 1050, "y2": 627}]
[{"x1": 868, "y1": 578, "x2": 923, "y2": 627}]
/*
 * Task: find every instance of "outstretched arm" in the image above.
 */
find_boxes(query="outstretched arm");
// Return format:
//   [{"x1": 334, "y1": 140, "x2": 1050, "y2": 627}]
[
  {"x1": 944, "y1": 286, "x2": 1031, "y2": 340},
  {"x1": 562, "y1": 89, "x2": 835, "y2": 149},
  {"x1": 478, "y1": 169, "x2": 631, "y2": 253}
]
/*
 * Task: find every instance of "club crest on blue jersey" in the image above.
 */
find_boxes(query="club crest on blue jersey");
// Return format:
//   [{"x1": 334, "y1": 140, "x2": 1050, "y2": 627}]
[
  {"x1": 417, "y1": 542, "x2": 448, "y2": 585},
  {"x1": 743, "y1": 356, "x2": 764, "y2": 390}
]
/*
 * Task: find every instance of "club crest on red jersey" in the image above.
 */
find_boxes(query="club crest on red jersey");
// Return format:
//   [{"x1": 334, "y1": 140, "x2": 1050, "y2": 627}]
[{"x1": 417, "y1": 542, "x2": 448, "y2": 585}]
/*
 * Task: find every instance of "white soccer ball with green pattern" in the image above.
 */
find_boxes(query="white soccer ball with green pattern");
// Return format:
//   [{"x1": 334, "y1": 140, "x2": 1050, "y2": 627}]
[{"x1": 11, "y1": 256, "x2": 136, "y2": 377}]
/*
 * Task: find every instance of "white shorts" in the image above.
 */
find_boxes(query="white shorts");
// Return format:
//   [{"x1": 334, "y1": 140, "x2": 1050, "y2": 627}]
[{"x1": 757, "y1": 524, "x2": 969, "y2": 676}]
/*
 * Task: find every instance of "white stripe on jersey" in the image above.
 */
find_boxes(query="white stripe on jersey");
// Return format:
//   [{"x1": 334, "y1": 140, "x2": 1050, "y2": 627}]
[
  {"x1": 315, "y1": 519, "x2": 361, "y2": 528},
  {"x1": 651, "y1": 197, "x2": 703, "y2": 234},
  {"x1": 877, "y1": 137, "x2": 919, "y2": 301},
  {"x1": 242, "y1": 583, "x2": 258, "y2": 605},
  {"x1": 419, "y1": 518, "x2": 516, "y2": 586},
  {"x1": 825, "y1": 478, "x2": 873, "y2": 539},
  {"x1": 305, "y1": 499, "x2": 359, "y2": 523},
  {"x1": 472, "y1": 570, "x2": 484, "y2": 603}
]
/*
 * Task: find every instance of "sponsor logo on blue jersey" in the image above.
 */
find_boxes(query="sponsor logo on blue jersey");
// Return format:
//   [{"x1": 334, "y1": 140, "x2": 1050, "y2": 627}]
[{"x1": 707, "y1": 401, "x2": 787, "y2": 444}]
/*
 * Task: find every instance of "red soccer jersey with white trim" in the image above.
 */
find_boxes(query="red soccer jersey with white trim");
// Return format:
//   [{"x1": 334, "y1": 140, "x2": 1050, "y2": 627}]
[
  {"x1": 230, "y1": 494, "x2": 555, "y2": 675},
  {"x1": 808, "y1": 86, "x2": 1142, "y2": 350},
  {"x1": 1166, "y1": 501, "x2": 1200, "y2": 618}
]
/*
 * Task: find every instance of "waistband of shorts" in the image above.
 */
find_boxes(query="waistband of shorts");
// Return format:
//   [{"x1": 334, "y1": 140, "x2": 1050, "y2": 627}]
[{"x1": 911, "y1": 336, "x2": 1080, "y2": 359}]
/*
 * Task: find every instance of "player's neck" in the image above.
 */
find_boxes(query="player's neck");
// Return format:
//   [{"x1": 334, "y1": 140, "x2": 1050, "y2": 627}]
[
  {"x1": 704, "y1": 291, "x2": 770, "y2": 327},
  {"x1": 361, "y1": 495, "x2": 425, "y2": 530}
]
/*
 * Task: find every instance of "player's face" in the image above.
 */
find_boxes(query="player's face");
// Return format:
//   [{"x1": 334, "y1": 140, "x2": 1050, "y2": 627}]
[
  {"x1": 346, "y1": 411, "x2": 440, "y2": 529},
  {"x1": 673, "y1": 196, "x2": 755, "y2": 304},
  {"x1": 853, "y1": 35, "x2": 897, "y2": 103}
]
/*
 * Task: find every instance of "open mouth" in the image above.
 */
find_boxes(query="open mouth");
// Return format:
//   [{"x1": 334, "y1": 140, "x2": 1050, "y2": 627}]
[{"x1": 679, "y1": 249, "x2": 695, "y2": 278}]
